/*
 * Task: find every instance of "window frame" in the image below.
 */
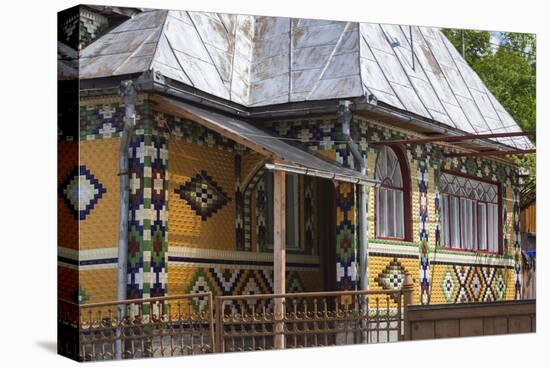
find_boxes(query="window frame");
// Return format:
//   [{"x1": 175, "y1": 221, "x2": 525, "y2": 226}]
[
  {"x1": 374, "y1": 145, "x2": 412, "y2": 242},
  {"x1": 439, "y1": 169, "x2": 502, "y2": 255}
]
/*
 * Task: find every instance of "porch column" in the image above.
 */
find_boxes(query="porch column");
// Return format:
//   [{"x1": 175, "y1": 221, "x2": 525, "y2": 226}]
[{"x1": 273, "y1": 169, "x2": 286, "y2": 349}]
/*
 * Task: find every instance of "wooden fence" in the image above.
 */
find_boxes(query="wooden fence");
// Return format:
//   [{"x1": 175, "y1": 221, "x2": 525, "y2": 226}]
[{"x1": 404, "y1": 300, "x2": 535, "y2": 340}]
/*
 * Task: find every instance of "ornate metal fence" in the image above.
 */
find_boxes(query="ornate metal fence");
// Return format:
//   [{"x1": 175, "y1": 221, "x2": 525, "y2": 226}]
[
  {"x1": 214, "y1": 289, "x2": 407, "y2": 353},
  {"x1": 58, "y1": 293, "x2": 215, "y2": 361},
  {"x1": 58, "y1": 286, "x2": 413, "y2": 361}
]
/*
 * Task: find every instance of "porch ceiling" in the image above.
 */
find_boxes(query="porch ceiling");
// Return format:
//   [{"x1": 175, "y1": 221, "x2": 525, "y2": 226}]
[{"x1": 154, "y1": 95, "x2": 378, "y2": 186}]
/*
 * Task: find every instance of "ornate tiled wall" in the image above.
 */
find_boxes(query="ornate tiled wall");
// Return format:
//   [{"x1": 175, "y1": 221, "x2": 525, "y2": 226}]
[
  {"x1": 417, "y1": 163, "x2": 431, "y2": 304},
  {"x1": 57, "y1": 77, "x2": 79, "y2": 303},
  {"x1": 127, "y1": 116, "x2": 169, "y2": 299},
  {"x1": 159, "y1": 109, "x2": 322, "y2": 298},
  {"x1": 368, "y1": 252, "x2": 420, "y2": 306},
  {"x1": 59, "y1": 98, "x2": 523, "y2": 306},
  {"x1": 263, "y1": 114, "x2": 521, "y2": 303},
  {"x1": 58, "y1": 95, "x2": 169, "y2": 304},
  {"x1": 58, "y1": 95, "x2": 126, "y2": 304},
  {"x1": 430, "y1": 262, "x2": 515, "y2": 304},
  {"x1": 335, "y1": 182, "x2": 356, "y2": 290},
  {"x1": 168, "y1": 140, "x2": 235, "y2": 250},
  {"x1": 78, "y1": 139, "x2": 119, "y2": 249},
  {"x1": 58, "y1": 6, "x2": 109, "y2": 50},
  {"x1": 58, "y1": 141, "x2": 78, "y2": 251}
]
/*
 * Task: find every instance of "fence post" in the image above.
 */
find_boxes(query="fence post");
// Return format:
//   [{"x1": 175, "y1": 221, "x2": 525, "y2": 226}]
[
  {"x1": 208, "y1": 293, "x2": 216, "y2": 353},
  {"x1": 402, "y1": 271, "x2": 414, "y2": 341},
  {"x1": 214, "y1": 296, "x2": 224, "y2": 353}
]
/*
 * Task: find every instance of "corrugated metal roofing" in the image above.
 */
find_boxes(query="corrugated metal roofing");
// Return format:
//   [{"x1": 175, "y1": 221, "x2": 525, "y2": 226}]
[
  {"x1": 157, "y1": 96, "x2": 376, "y2": 185},
  {"x1": 78, "y1": 9, "x2": 531, "y2": 149}
]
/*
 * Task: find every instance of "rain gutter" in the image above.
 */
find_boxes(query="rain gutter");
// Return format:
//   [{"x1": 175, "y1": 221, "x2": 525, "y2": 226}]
[
  {"x1": 115, "y1": 80, "x2": 137, "y2": 360},
  {"x1": 338, "y1": 100, "x2": 369, "y2": 294}
]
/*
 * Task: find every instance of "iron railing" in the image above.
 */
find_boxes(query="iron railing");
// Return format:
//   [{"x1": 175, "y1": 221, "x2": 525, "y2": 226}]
[
  {"x1": 59, "y1": 287, "x2": 411, "y2": 361},
  {"x1": 215, "y1": 289, "x2": 406, "y2": 353},
  {"x1": 58, "y1": 293, "x2": 215, "y2": 361}
]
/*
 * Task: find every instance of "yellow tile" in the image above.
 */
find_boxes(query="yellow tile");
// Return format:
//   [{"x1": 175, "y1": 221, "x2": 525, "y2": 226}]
[{"x1": 79, "y1": 139, "x2": 120, "y2": 250}]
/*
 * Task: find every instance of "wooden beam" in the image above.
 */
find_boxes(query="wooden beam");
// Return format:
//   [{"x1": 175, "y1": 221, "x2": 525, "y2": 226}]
[
  {"x1": 444, "y1": 149, "x2": 536, "y2": 158},
  {"x1": 368, "y1": 131, "x2": 534, "y2": 145},
  {"x1": 273, "y1": 170, "x2": 286, "y2": 349}
]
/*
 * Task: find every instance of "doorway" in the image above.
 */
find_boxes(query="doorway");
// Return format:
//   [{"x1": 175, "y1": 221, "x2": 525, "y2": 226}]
[{"x1": 317, "y1": 179, "x2": 337, "y2": 291}]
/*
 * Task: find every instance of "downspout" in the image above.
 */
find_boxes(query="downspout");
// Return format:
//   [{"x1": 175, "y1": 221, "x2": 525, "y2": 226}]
[
  {"x1": 115, "y1": 80, "x2": 137, "y2": 359},
  {"x1": 338, "y1": 100, "x2": 368, "y2": 294}
]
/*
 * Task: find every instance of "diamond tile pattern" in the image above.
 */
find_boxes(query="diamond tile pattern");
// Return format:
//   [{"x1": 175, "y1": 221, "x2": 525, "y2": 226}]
[
  {"x1": 175, "y1": 170, "x2": 230, "y2": 221},
  {"x1": 375, "y1": 258, "x2": 407, "y2": 290},
  {"x1": 441, "y1": 267, "x2": 455, "y2": 303},
  {"x1": 60, "y1": 165, "x2": 106, "y2": 220}
]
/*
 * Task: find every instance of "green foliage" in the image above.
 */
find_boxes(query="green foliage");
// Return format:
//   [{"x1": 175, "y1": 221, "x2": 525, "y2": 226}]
[
  {"x1": 500, "y1": 32, "x2": 537, "y2": 67},
  {"x1": 474, "y1": 48, "x2": 536, "y2": 133},
  {"x1": 441, "y1": 29, "x2": 491, "y2": 64},
  {"x1": 442, "y1": 28, "x2": 536, "y2": 192}
]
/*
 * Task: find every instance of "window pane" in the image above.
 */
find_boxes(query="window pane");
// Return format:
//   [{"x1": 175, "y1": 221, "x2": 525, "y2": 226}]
[
  {"x1": 381, "y1": 189, "x2": 387, "y2": 237},
  {"x1": 450, "y1": 196, "x2": 460, "y2": 248},
  {"x1": 478, "y1": 203, "x2": 487, "y2": 250},
  {"x1": 376, "y1": 189, "x2": 380, "y2": 236},
  {"x1": 470, "y1": 200, "x2": 479, "y2": 250},
  {"x1": 495, "y1": 205, "x2": 499, "y2": 251},
  {"x1": 439, "y1": 173, "x2": 500, "y2": 254},
  {"x1": 488, "y1": 204, "x2": 499, "y2": 252},
  {"x1": 377, "y1": 189, "x2": 387, "y2": 238},
  {"x1": 386, "y1": 151, "x2": 394, "y2": 180},
  {"x1": 441, "y1": 194, "x2": 450, "y2": 247},
  {"x1": 460, "y1": 198, "x2": 468, "y2": 249},
  {"x1": 461, "y1": 198, "x2": 475, "y2": 250},
  {"x1": 388, "y1": 189, "x2": 395, "y2": 237},
  {"x1": 392, "y1": 164, "x2": 403, "y2": 187},
  {"x1": 396, "y1": 190, "x2": 404, "y2": 239},
  {"x1": 376, "y1": 148, "x2": 387, "y2": 179},
  {"x1": 470, "y1": 199, "x2": 477, "y2": 250}
]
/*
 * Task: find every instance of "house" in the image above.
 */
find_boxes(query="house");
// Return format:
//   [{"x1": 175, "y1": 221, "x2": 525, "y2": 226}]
[{"x1": 58, "y1": 5, "x2": 534, "y2": 315}]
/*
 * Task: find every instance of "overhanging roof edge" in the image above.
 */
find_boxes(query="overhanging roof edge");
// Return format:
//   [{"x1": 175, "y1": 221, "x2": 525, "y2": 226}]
[{"x1": 154, "y1": 95, "x2": 377, "y2": 186}]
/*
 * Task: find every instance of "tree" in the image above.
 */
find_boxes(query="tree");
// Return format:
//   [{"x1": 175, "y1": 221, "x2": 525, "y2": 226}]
[
  {"x1": 441, "y1": 29, "x2": 491, "y2": 64},
  {"x1": 500, "y1": 32, "x2": 536, "y2": 68},
  {"x1": 443, "y1": 28, "x2": 536, "y2": 195},
  {"x1": 474, "y1": 47, "x2": 536, "y2": 133}
]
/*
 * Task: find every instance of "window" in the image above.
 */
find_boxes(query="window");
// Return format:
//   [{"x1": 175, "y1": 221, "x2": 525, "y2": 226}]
[
  {"x1": 375, "y1": 146, "x2": 407, "y2": 240},
  {"x1": 440, "y1": 172, "x2": 500, "y2": 253},
  {"x1": 265, "y1": 172, "x2": 301, "y2": 249}
]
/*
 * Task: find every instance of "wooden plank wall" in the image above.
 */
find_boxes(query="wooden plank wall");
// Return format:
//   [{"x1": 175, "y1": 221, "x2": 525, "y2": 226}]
[{"x1": 404, "y1": 301, "x2": 535, "y2": 340}]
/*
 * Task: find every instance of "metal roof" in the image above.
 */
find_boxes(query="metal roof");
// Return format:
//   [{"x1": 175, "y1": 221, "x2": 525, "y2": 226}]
[
  {"x1": 78, "y1": 9, "x2": 532, "y2": 149},
  {"x1": 156, "y1": 96, "x2": 377, "y2": 185},
  {"x1": 58, "y1": 41, "x2": 78, "y2": 80}
]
